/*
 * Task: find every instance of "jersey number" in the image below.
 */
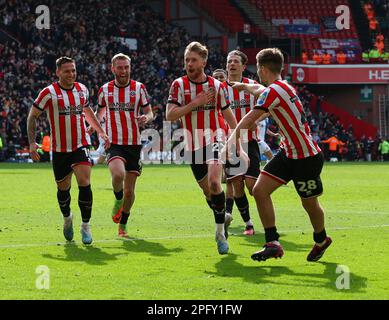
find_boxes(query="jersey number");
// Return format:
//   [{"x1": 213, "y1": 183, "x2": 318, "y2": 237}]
[{"x1": 297, "y1": 180, "x2": 317, "y2": 192}]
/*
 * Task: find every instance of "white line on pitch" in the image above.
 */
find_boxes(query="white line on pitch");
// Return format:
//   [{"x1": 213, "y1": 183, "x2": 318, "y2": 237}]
[{"x1": 0, "y1": 224, "x2": 389, "y2": 249}]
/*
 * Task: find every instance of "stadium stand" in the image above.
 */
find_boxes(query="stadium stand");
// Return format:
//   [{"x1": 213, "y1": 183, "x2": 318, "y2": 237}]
[{"x1": 0, "y1": 0, "x2": 384, "y2": 162}]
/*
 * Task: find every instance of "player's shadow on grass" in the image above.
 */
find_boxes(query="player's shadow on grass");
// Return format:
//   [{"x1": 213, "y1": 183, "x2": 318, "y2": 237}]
[
  {"x1": 120, "y1": 239, "x2": 183, "y2": 257},
  {"x1": 42, "y1": 242, "x2": 123, "y2": 265},
  {"x1": 208, "y1": 253, "x2": 367, "y2": 294}
]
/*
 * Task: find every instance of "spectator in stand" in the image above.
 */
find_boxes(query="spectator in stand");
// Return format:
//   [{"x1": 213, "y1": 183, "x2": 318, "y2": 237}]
[
  {"x1": 369, "y1": 17, "x2": 379, "y2": 33},
  {"x1": 320, "y1": 135, "x2": 345, "y2": 161},
  {"x1": 336, "y1": 50, "x2": 347, "y2": 64},
  {"x1": 301, "y1": 50, "x2": 308, "y2": 64},
  {"x1": 378, "y1": 137, "x2": 389, "y2": 161},
  {"x1": 313, "y1": 52, "x2": 322, "y2": 64},
  {"x1": 322, "y1": 51, "x2": 332, "y2": 65}
]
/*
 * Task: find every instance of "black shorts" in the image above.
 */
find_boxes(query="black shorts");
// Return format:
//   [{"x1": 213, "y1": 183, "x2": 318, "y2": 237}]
[
  {"x1": 52, "y1": 147, "x2": 92, "y2": 182},
  {"x1": 262, "y1": 150, "x2": 324, "y2": 198},
  {"x1": 106, "y1": 144, "x2": 142, "y2": 175},
  {"x1": 187, "y1": 142, "x2": 224, "y2": 182},
  {"x1": 225, "y1": 140, "x2": 260, "y2": 181}
]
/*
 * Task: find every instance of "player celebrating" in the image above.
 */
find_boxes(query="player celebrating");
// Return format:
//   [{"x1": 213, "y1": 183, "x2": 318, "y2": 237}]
[
  {"x1": 224, "y1": 50, "x2": 266, "y2": 236},
  {"x1": 27, "y1": 56, "x2": 110, "y2": 245},
  {"x1": 166, "y1": 42, "x2": 237, "y2": 255},
  {"x1": 227, "y1": 48, "x2": 332, "y2": 262},
  {"x1": 95, "y1": 53, "x2": 153, "y2": 238}
]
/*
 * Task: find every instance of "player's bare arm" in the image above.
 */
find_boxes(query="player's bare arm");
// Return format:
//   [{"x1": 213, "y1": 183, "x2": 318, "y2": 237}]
[
  {"x1": 136, "y1": 105, "x2": 154, "y2": 126},
  {"x1": 27, "y1": 105, "x2": 43, "y2": 162},
  {"x1": 84, "y1": 106, "x2": 111, "y2": 149},
  {"x1": 231, "y1": 82, "x2": 266, "y2": 97},
  {"x1": 228, "y1": 108, "x2": 268, "y2": 149},
  {"x1": 166, "y1": 90, "x2": 213, "y2": 121}
]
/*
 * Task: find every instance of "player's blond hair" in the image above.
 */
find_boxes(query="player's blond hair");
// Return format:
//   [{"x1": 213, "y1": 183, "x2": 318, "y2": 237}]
[
  {"x1": 111, "y1": 53, "x2": 131, "y2": 66},
  {"x1": 184, "y1": 42, "x2": 208, "y2": 61}
]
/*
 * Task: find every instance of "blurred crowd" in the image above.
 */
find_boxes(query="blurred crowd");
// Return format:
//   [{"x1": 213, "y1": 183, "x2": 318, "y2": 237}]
[
  {"x1": 296, "y1": 85, "x2": 389, "y2": 162},
  {"x1": 0, "y1": 0, "x2": 386, "y2": 162}
]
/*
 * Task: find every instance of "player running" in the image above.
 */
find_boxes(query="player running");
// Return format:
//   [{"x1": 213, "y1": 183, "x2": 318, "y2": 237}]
[
  {"x1": 166, "y1": 42, "x2": 238, "y2": 255},
  {"x1": 27, "y1": 56, "x2": 110, "y2": 245},
  {"x1": 223, "y1": 50, "x2": 266, "y2": 236},
  {"x1": 227, "y1": 48, "x2": 332, "y2": 262},
  {"x1": 94, "y1": 53, "x2": 153, "y2": 238}
]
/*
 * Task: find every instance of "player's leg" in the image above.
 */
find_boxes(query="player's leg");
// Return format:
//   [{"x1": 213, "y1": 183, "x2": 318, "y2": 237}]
[
  {"x1": 117, "y1": 172, "x2": 138, "y2": 238},
  {"x1": 224, "y1": 179, "x2": 234, "y2": 234},
  {"x1": 73, "y1": 161, "x2": 93, "y2": 245},
  {"x1": 293, "y1": 152, "x2": 332, "y2": 261},
  {"x1": 238, "y1": 140, "x2": 261, "y2": 235},
  {"x1": 107, "y1": 155, "x2": 126, "y2": 223},
  {"x1": 53, "y1": 151, "x2": 74, "y2": 241},
  {"x1": 225, "y1": 180, "x2": 234, "y2": 214},
  {"x1": 117, "y1": 145, "x2": 142, "y2": 238},
  {"x1": 208, "y1": 161, "x2": 229, "y2": 254},
  {"x1": 251, "y1": 152, "x2": 290, "y2": 261}
]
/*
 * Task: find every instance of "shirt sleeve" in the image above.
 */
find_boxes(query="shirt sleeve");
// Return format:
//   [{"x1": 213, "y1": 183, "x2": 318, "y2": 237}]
[
  {"x1": 140, "y1": 83, "x2": 151, "y2": 108},
  {"x1": 254, "y1": 87, "x2": 278, "y2": 112},
  {"x1": 167, "y1": 80, "x2": 183, "y2": 106},
  {"x1": 218, "y1": 82, "x2": 230, "y2": 111},
  {"x1": 97, "y1": 86, "x2": 106, "y2": 108},
  {"x1": 33, "y1": 87, "x2": 51, "y2": 111},
  {"x1": 82, "y1": 87, "x2": 90, "y2": 108}
]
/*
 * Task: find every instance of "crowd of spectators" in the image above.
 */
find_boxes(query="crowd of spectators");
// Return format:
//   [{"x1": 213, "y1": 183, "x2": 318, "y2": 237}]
[
  {"x1": 296, "y1": 85, "x2": 388, "y2": 162},
  {"x1": 0, "y1": 0, "x2": 385, "y2": 162},
  {"x1": 0, "y1": 0, "x2": 227, "y2": 161}
]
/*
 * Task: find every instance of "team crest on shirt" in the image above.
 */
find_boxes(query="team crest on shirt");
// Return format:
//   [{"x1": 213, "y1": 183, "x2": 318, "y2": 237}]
[
  {"x1": 256, "y1": 88, "x2": 270, "y2": 106},
  {"x1": 130, "y1": 91, "x2": 136, "y2": 97},
  {"x1": 79, "y1": 92, "x2": 84, "y2": 99}
]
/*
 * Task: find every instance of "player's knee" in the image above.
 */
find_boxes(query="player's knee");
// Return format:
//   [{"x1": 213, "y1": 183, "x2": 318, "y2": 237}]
[
  {"x1": 124, "y1": 188, "x2": 135, "y2": 200},
  {"x1": 209, "y1": 179, "x2": 221, "y2": 193},
  {"x1": 252, "y1": 184, "x2": 262, "y2": 199},
  {"x1": 112, "y1": 171, "x2": 125, "y2": 183}
]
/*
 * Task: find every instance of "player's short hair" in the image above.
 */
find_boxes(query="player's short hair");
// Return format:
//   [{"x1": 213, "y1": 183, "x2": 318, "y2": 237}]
[
  {"x1": 184, "y1": 42, "x2": 208, "y2": 61},
  {"x1": 227, "y1": 50, "x2": 248, "y2": 65},
  {"x1": 256, "y1": 48, "x2": 284, "y2": 74},
  {"x1": 56, "y1": 56, "x2": 75, "y2": 69},
  {"x1": 111, "y1": 53, "x2": 131, "y2": 66},
  {"x1": 212, "y1": 69, "x2": 227, "y2": 77}
]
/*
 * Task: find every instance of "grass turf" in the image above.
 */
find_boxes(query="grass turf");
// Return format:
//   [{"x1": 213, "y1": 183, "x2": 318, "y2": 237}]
[{"x1": 0, "y1": 162, "x2": 388, "y2": 300}]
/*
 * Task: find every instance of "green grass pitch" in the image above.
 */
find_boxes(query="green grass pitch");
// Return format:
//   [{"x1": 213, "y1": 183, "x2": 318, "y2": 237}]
[{"x1": 0, "y1": 162, "x2": 388, "y2": 300}]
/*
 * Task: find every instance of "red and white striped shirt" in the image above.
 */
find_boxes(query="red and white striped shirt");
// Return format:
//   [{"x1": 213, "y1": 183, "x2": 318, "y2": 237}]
[
  {"x1": 226, "y1": 77, "x2": 258, "y2": 142},
  {"x1": 255, "y1": 80, "x2": 321, "y2": 159},
  {"x1": 33, "y1": 82, "x2": 91, "y2": 153},
  {"x1": 168, "y1": 76, "x2": 229, "y2": 151},
  {"x1": 98, "y1": 80, "x2": 150, "y2": 146}
]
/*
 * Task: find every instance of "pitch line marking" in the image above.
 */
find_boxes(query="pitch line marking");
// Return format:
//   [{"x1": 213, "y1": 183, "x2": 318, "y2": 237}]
[{"x1": 0, "y1": 224, "x2": 389, "y2": 249}]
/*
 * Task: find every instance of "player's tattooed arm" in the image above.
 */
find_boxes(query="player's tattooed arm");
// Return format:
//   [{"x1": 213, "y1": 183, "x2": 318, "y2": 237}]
[{"x1": 27, "y1": 106, "x2": 43, "y2": 161}]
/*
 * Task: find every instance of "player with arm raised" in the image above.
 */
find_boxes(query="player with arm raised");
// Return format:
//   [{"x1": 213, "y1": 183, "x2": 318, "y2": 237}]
[
  {"x1": 227, "y1": 48, "x2": 332, "y2": 262},
  {"x1": 166, "y1": 42, "x2": 237, "y2": 255},
  {"x1": 94, "y1": 53, "x2": 153, "y2": 238},
  {"x1": 27, "y1": 56, "x2": 110, "y2": 245}
]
